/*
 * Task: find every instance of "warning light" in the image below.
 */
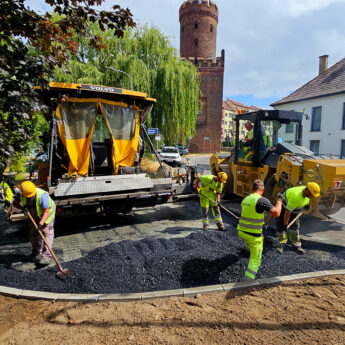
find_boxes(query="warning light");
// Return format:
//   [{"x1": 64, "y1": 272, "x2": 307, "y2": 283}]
[{"x1": 57, "y1": 208, "x2": 63, "y2": 213}]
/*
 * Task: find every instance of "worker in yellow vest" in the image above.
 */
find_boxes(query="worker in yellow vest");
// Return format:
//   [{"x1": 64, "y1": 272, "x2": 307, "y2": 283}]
[
  {"x1": 276, "y1": 183, "x2": 320, "y2": 254},
  {"x1": 13, "y1": 181, "x2": 56, "y2": 266},
  {"x1": 195, "y1": 172, "x2": 228, "y2": 231},
  {"x1": 237, "y1": 180, "x2": 282, "y2": 281},
  {"x1": 0, "y1": 180, "x2": 13, "y2": 208}
]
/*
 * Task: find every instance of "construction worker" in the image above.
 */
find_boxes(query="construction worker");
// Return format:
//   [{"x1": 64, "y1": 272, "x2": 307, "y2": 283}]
[
  {"x1": 276, "y1": 182, "x2": 320, "y2": 254},
  {"x1": 237, "y1": 179, "x2": 282, "y2": 281},
  {"x1": 0, "y1": 179, "x2": 14, "y2": 208},
  {"x1": 13, "y1": 181, "x2": 56, "y2": 266},
  {"x1": 195, "y1": 172, "x2": 228, "y2": 231},
  {"x1": 244, "y1": 122, "x2": 254, "y2": 145}
]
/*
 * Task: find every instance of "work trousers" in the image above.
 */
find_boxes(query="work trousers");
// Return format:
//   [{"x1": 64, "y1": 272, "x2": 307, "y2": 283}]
[
  {"x1": 276, "y1": 208, "x2": 301, "y2": 248},
  {"x1": 201, "y1": 205, "x2": 223, "y2": 228},
  {"x1": 238, "y1": 230, "x2": 263, "y2": 280},
  {"x1": 28, "y1": 217, "x2": 55, "y2": 258}
]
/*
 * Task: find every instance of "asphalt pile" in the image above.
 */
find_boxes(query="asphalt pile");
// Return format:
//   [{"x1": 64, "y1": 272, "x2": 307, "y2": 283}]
[{"x1": 1, "y1": 204, "x2": 345, "y2": 294}]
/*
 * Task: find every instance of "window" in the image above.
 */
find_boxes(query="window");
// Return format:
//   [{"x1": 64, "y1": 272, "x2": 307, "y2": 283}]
[
  {"x1": 311, "y1": 106, "x2": 322, "y2": 131},
  {"x1": 194, "y1": 39, "x2": 198, "y2": 48},
  {"x1": 210, "y1": 24, "x2": 213, "y2": 32},
  {"x1": 194, "y1": 21, "x2": 198, "y2": 30},
  {"x1": 341, "y1": 140, "x2": 345, "y2": 159},
  {"x1": 225, "y1": 121, "x2": 228, "y2": 126},
  {"x1": 342, "y1": 103, "x2": 345, "y2": 129},
  {"x1": 285, "y1": 123, "x2": 294, "y2": 133},
  {"x1": 310, "y1": 140, "x2": 320, "y2": 155},
  {"x1": 181, "y1": 26, "x2": 184, "y2": 33}
]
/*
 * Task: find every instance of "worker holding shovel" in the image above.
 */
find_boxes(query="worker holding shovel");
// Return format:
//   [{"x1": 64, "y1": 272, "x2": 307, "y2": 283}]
[
  {"x1": 195, "y1": 172, "x2": 228, "y2": 231},
  {"x1": 276, "y1": 183, "x2": 320, "y2": 255},
  {"x1": 238, "y1": 179, "x2": 282, "y2": 281},
  {"x1": 12, "y1": 181, "x2": 56, "y2": 266}
]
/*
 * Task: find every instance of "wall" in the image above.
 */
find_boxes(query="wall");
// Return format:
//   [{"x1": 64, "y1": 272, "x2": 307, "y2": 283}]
[{"x1": 273, "y1": 94, "x2": 345, "y2": 156}]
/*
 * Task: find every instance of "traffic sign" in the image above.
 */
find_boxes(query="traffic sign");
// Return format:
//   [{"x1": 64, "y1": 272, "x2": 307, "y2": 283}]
[
  {"x1": 147, "y1": 128, "x2": 160, "y2": 135},
  {"x1": 155, "y1": 135, "x2": 161, "y2": 141}
]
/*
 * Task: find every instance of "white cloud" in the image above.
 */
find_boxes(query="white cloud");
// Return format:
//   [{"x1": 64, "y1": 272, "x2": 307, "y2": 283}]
[
  {"x1": 25, "y1": 0, "x2": 345, "y2": 104},
  {"x1": 270, "y1": 0, "x2": 345, "y2": 17}
]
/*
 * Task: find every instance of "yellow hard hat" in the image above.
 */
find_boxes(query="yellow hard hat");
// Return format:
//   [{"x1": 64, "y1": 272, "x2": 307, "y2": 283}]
[
  {"x1": 218, "y1": 172, "x2": 228, "y2": 183},
  {"x1": 20, "y1": 181, "x2": 36, "y2": 198},
  {"x1": 307, "y1": 182, "x2": 320, "y2": 197}
]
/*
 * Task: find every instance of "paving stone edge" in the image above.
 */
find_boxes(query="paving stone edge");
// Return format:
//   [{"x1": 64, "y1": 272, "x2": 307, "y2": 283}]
[{"x1": 0, "y1": 269, "x2": 344, "y2": 302}]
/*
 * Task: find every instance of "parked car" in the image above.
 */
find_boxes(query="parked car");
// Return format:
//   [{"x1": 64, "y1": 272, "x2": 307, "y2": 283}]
[
  {"x1": 159, "y1": 146, "x2": 182, "y2": 166},
  {"x1": 176, "y1": 145, "x2": 189, "y2": 156}
]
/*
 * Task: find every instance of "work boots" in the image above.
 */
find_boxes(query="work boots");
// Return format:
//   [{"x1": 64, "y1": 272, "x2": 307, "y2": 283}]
[
  {"x1": 25, "y1": 251, "x2": 42, "y2": 262},
  {"x1": 203, "y1": 223, "x2": 209, "y2": 231},
  {"x1": 38, "y1": 257, "x2": 52, "y2": 266},
  {"x1": 296, "y1": 247, "x2": 305, "y2": 255},
  {"x1": 276, "y1": 247, "x2": 284, "y2": 254},
  {"x1": 217, "y1": 223, "x2": 226, "y2": 231}
]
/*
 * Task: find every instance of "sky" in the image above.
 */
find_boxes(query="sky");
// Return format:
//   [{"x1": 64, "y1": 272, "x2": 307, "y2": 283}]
[{"x1": 28, "y1": 0, "x2": 345, "y2": 109}]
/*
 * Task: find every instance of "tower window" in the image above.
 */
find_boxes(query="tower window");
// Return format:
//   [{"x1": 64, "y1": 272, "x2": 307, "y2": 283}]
[
  {"x1": 181, "y1": 26, "x2": 184, "y2": 33},
  {"x1": 210, "y1": 24, "x2": 213, "y2": 32},
  {"x1": 194, "y1": 21, "x2": 198, "y2": 30},
  {"x1": 194, "y1": 39, "x2": 198, "y2": 48}
]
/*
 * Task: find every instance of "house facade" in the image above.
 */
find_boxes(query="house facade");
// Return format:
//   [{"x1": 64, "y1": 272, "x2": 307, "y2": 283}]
[
  {"x1": 222, "y1": 99, "x2": 260, "y2": 145},
  {"x1": 271, "y1": 55, "x2": 345, "y2": 157}
]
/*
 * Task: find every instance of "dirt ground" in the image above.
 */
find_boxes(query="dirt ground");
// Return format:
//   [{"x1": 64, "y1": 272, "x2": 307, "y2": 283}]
[{"x1": 0, "y1": 275, "x2": 344, "y2": 345}]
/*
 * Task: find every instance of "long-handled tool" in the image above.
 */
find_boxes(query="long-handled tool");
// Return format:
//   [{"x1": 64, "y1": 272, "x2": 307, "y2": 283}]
[
  {"x1": 198, "y1": 192, "x2": 239, "y2": 220},
  {"x1": 26, "y1": 211, "x2": 71, "y2": 280},
  {"x1": 287, "y1": 211, "x2": 303, "y2": 229},
  {"x1": 265, "y1": 211, "x2": 304, "y2": 249}
]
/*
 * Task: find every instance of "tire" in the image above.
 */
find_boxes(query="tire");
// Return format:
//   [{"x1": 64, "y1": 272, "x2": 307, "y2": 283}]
[{"x1": 263, "y1": 175, "x2": 276, "y2": 203}]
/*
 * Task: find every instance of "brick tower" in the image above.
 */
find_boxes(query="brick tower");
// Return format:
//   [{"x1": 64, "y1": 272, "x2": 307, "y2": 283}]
[{"x1": 179, "y1": 0, "x2": 225, "y2": 153}]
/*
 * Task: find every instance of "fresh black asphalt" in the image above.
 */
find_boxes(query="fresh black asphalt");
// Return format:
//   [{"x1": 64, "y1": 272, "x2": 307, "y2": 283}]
[{"x1": 1, "y1": 203, "x2": 345, "y2": 294}]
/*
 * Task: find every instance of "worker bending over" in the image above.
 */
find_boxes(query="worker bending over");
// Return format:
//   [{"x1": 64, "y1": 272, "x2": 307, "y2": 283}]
[
  {"x1": 276, "y1": 183, "x2": 320, "y2": 254},
  {"x1": 195, "y1": 172, "x2": 228, "y2": 231},
  {"x1": 237, "y1": 179, "x2": 282, "y2": 281},
  {"x1": 13, "y1": 181, "x2": 56, "y2": 266}
]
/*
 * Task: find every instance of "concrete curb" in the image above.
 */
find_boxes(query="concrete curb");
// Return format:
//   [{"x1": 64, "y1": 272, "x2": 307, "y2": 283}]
[{"x1": 0, "y1": 269, "x2": 344, "y2": 302}]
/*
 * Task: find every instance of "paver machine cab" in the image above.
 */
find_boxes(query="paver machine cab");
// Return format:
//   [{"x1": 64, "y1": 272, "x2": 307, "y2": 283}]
[
  {"x1": 210, "y1": 109, "x2": 345, "y2": 218},
  {"x1": 34, "y1": 82, "x2": 192, "y2": 218}
]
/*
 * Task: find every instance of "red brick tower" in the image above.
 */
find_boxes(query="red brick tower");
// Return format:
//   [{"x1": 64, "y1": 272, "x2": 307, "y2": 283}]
[{"x1": 179, "y1": 0, "x2": 225, "y2": 153}]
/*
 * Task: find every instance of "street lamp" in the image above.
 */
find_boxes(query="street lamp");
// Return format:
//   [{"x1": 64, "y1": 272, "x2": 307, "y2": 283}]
[{"x1": 105, "y1": 66, "x2": 133, "y2": 90}]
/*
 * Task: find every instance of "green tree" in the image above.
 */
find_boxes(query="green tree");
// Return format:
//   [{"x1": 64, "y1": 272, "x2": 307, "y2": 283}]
[
  {"x1": 0, "y1": 0, "x2": 135, "y2": 174},
  {"x1": 54, "y1": 24, "x2": 200, "y2": 145}
]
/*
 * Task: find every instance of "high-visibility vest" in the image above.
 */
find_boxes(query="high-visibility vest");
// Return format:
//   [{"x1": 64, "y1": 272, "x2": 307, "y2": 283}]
[
  {"x1": 21, "y1": 188, "x2": 56, "y2": 224},
  {"x1": 285, "y1": 186, "x2": 310, "y2": 212},
  {"x1": 200, "y1": 175, "x2": 222, "y2": 198},
  {"x1": 237, "y1": 193, "x2": 264, "y2": 234},
  {"x1": 0, "y1": 181, "x2": 13, "y2": 202}
]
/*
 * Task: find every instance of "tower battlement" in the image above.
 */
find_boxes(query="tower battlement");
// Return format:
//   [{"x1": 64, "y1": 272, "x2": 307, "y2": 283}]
[
  {"x1": 179, "y1": 0, "x2": 218, "y2": 22},
  {"x1": 180, "y1": 0, "x2": 217, "y2": 11},
  {"x1": 182, "y1": 49, "x2": 225, "y2": 68}
]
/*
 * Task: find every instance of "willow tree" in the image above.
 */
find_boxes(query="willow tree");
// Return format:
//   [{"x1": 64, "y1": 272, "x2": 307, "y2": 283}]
[
  {"x1": 54, "y1": 24, "x2": 200, "y2": 145},
  {"x1": 0, "y1": 0, "x2": 134, "y2": 174}
]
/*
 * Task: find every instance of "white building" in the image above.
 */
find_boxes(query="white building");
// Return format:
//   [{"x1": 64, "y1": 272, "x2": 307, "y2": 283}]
[{"x1": 271, "y1": 55, "x2": 345, "y2": 158}]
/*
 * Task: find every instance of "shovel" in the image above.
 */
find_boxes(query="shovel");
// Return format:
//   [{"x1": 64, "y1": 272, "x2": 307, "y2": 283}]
[
  {"x1": 198, "y1": 192, "x2": 239, "y2": 220},
  {"x1": 265, "y1": 211, "x2": 304, "y2": 249},
  {"x1": 26, "y1": 210, "x2": 71, "y2": 280}
]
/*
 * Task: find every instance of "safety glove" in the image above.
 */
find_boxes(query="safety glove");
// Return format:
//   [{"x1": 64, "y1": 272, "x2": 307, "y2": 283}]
[
  {"x1": 37, "y1": 224, "x2": 44, "y2": 232},
  {"x1": 277, "y1": 193, "x2": 285, "y2": 201}
]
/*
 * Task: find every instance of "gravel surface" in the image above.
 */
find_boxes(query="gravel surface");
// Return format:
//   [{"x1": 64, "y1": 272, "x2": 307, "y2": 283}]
[{"x1": 1, "y1": 203, "x2": 345, "y2": 294}]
